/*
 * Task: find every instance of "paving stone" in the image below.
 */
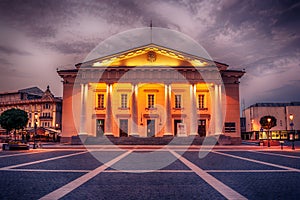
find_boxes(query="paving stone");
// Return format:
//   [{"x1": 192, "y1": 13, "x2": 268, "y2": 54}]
[
  {"x1": 0, "y1": 151, "x2": 83, "y2": 168},
  {"x1": 61, "y1": 172, "x2": 226, "y2": 200},
  {"x1": 219, "y1": 151, "x2": 300, "y2": 169},
  {"x1": 259, "y1": 151, "x2": 300, "y2": 157},
  {"x1": 0, "y1": 149, "x2": 299, "y2": 199},
  {"x1": 0, "y1": 171, "x2": 84, "y2": 200},
  {"x1": 209, "y1": 172, "x2": 300, "y2": 200},
  {"x1": 181, "y1": 151, "x2": 281, "y2": 170},
  {"x1": 110, "y1": 151, "x2": 190, "y2": 171}
]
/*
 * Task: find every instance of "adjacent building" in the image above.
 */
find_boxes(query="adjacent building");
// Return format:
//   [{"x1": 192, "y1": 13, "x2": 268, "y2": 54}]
[
  {"x1": 58, "y1": 43, "x2": 244, "y2": 143},
  {"x1": 243, "y1": 102, "x2": 300, "y2": 140},
  {"x1": 0, "y1": 86, "x2": 62, "y2": 135}
]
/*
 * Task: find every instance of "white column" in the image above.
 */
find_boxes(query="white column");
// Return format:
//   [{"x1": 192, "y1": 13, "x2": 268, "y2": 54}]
[
  {"x1": 214, "y1": 84, "x2": 222, "y2": 134},
  {"x1": 104, "y1": 83, "x2": 113, "y2": 136},
  {"x1": 79, "y1": 83, "x2": 88, "y2": 135},
  {"x1": 52, "y1": 105, "x2": 56, "y2": 128},
  {"x1": 130, "y1": 84, "x2": 139, "y2": 136},
  {"x1": 164, "y1": 84, "x2": 172, "y2": 136},
  {"x1": 190, "y1": 84, "x2": 198, "y2": 136}
]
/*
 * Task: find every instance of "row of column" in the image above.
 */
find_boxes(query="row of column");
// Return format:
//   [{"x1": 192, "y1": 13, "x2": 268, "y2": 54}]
[
  {"x1": 214, "y1": 84, "x2": 223, "y2": 134},
  {"x1": 79, "y1": 83, "x2": 223, "y2": 136}
]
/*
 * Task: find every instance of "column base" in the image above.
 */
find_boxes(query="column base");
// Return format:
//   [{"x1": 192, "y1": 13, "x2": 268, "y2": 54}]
[
  {"x1": 104, "y1": 132, "x2": 114, "y2": 136},
  {"x1": 214, "y1": 133, "x2": 223, "y2": 135},
  {"x1": 177, "y1": 134, "x2": 188, "y2": 137},
  {"x1": 189, "y1": 132, "x2": 198, "y2": 136},
  {"x1": 129, "y1": 133, "x2": 140, "y2": 137},
  {"x1": 78, "y1": 132, "x2": 88, "y2": 135},
  {"x1": 163, "y1": 132, "x2": 173, "y2": 136}
]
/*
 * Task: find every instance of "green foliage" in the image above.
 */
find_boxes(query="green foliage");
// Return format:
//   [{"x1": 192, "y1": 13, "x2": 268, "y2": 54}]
[
  {"x1": 259, "y1": 115, "x2": 277, "y2": 130},
  {"x1": 0, "y1": 108, "x2": 29, "y2": 133}
]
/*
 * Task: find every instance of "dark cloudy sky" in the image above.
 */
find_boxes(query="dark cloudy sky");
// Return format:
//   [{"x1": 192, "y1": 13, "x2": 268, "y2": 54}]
[{"x1": 0, "y1": 0, "x2": 299, "y2": 108}]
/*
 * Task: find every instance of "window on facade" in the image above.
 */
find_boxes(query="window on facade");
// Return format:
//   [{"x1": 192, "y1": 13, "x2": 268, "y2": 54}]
[
  {"x1": 198, "y1": 94, "x2": 205, "y2": 109},
  {"x1": 97, "y1": 94, "x2": 105, "y2": 109},
  {"x1": 44, "y1": 104, "x2": 50, "y2": 109},
  {"x1": 121, "y1": 94, "x2": 128, "y2": 108},
  {"x1": 148, "y1": 94, "x2": 155, "y2": 108},
  {"x1": 42, "y1": 113, "x2": 51, "y2": 117},
  {"x1": 175, "y1": 95, "x2": 182, "y2": 108},
  {"x1": 225, "y1": 122, "x2": 236, "y2": 133}
]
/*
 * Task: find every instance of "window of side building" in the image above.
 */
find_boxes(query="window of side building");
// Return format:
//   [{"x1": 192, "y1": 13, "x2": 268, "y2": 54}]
[{"x1": 44, "y1": 103, "x2": 51, "y2": 109}]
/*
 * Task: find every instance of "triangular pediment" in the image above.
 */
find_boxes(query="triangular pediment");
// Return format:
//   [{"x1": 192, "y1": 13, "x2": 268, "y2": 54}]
[
  {"x1": 41, "y1": 86, "x2": 55, "y2": 101},
  {"x1": 82, "y1": 44, "x2": 216, "y2": 68}
]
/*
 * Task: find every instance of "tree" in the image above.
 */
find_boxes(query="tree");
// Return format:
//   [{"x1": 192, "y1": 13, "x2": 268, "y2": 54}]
[
  {"x1": 0, "y1": 108, "x2": 29, "y2": 140},
  {"x1": 259, "y1": 115, "x2": 277, "y2": 130}
]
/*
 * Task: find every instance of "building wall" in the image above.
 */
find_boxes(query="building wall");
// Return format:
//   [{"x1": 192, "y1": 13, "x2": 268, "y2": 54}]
[
  {"x1": 224, "y1": 83, "x2": 241, "y2": 138},
  {"x1": 285, "y1": 106, "x2": 300, "y2": 130},
  {"x1": 60, "y1": 80, "x2": 243, "y2": 139},
  {"x1": 60, "y1": 82, "x2": 78, "y2": 142},
  {"x1": 0, "y1": 87, "x2": 62, "y2": 135},
  {"x1": 0, "y1": 93, "x2": 20, "y2": 102},
  {"x1": 244, "y1": 104, "x2": 300, "y2": 132},
  {"x1": 58, "y1": 46, "x2": 244, "y2": 141}
]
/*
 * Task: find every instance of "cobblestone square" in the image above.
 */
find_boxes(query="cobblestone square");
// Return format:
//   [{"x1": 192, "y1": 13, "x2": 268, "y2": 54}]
[{"x1": 0, "y1": 145, "x2": 299, "y2": 199}]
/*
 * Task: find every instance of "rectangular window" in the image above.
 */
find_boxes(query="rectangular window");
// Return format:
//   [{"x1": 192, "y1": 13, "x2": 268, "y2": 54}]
[
  {"x1": 225, "y1": 122, "x2": 236, "y2": 133},
  {"x1": 44, "y1": 104, "x2": 50, "y2": 109},
  {"x1": 97, "y1": 94, "x2": 105, "y2": 109},
  {"x1": 121, "y1": 94, "x2": 128, "y2": 108},
  {"x1": 175, "y1": 95, "x2": 182, "y2": 108},
  {"x1": 148, "y1": 94, "x2": 155, "y2": 108},
  {"x1": 198, "y1": 94, "x2": 205, "y2": 109}
]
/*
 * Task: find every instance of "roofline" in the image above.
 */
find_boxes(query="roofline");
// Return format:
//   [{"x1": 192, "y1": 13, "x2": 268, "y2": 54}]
[
  {"x1": 80, "y1": 43, "x2": 225, "y2": 68},
  {"x1": 245, "y1": 102, "x2": 300, "y2": 109}
]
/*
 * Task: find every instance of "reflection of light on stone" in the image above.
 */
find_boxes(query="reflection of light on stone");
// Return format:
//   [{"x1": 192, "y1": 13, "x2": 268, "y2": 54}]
[{"x1": 90, "y1": 44, "x2": 215, "y2": 67}]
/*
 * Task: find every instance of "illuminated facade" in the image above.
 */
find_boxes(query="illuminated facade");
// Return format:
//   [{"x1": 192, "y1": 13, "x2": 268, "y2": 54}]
[
  {"x1": 58, "y1": 44, "x2": 244, "y2": 143},
  {"x1": 0, "y1": 86, "x2": 62, "y2": 132},
  {"x1": 243, "y1": 102, "x2": 300, "y2": 140}
]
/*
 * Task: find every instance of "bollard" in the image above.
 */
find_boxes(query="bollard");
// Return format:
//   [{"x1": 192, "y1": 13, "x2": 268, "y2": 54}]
[{"x1": 280, "y1": 141, "x2": 284, "y2": 150}]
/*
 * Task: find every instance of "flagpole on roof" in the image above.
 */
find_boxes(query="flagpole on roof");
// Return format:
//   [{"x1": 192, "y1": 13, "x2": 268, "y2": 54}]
[{"x1": 150, "y1": 20, "x2": 153, "y2": 43}]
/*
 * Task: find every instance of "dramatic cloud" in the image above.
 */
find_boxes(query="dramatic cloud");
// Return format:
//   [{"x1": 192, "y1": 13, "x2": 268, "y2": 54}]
[
  {"x1": 0, "y1": 0, "x2": 299, "y2": 108},
  {"x1": 0, "y1": 45, "x2": 31, "y2": 55}
]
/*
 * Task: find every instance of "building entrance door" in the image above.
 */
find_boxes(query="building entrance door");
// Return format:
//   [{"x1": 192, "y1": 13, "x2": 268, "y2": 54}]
[
  {"x1": 96, "y1": 119, "x2": 105, "y2": 137},
  {"x1": 147, "y1": 120, "x2": 155, "y2": 137},
  {"x1": 174, "y1": 119, "x2": 183, "y2": 136},
  {"x1": 119, "y1": 119, "x2": 128, "y2": 137},
  {"x1": 197, "y1": 120, "x2": 206, "y2": 137}
]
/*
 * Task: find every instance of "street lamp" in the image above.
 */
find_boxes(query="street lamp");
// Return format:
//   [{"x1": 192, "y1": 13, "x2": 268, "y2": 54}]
[
  {"x1": 33, "y1": 112, "x2": 38, "y2": 149},
  {"x1": 289, "y1": 114, "x2": 295, "y2": 150},
  {"x1": 267, "y1": 118, "x2": 271, "y2": 147}
]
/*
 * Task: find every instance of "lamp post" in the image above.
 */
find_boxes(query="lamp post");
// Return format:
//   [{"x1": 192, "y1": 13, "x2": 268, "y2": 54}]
[
  {"x1": 289, "y1": 114, "x2": 295, "y2": 150},
  {"x1": 33, "y1": 112, "x2": 38, "y2": 149},
  {"x1": 267, "y1": 118, "x2": 271, "y2": 147}
]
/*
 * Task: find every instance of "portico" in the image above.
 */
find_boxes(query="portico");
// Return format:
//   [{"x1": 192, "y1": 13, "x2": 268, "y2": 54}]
[{"x1": 58, "y1": 43, "x2": 244, "y2": 142}]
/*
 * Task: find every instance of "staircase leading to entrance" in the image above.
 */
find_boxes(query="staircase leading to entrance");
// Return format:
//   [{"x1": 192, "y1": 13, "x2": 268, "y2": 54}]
[{"x1": 77, "y1": 136, "x2": 216, "y2": 145}]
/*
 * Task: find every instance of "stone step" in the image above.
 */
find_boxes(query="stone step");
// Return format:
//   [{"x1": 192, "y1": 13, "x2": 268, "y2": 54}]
[{"x1": 82, "y1": 136, "x2": 206, "y2": 145}]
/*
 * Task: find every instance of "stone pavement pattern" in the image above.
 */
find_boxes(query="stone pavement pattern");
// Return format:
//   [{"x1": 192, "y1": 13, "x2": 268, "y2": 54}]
[{"x1": 0, "y1": 146, "x2": 299, "y2": 200}]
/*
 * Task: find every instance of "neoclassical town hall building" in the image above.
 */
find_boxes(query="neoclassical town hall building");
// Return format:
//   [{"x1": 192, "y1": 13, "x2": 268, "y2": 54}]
[{"x1": 58, "y1": 43, "x2": 244, "y2": 143}]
